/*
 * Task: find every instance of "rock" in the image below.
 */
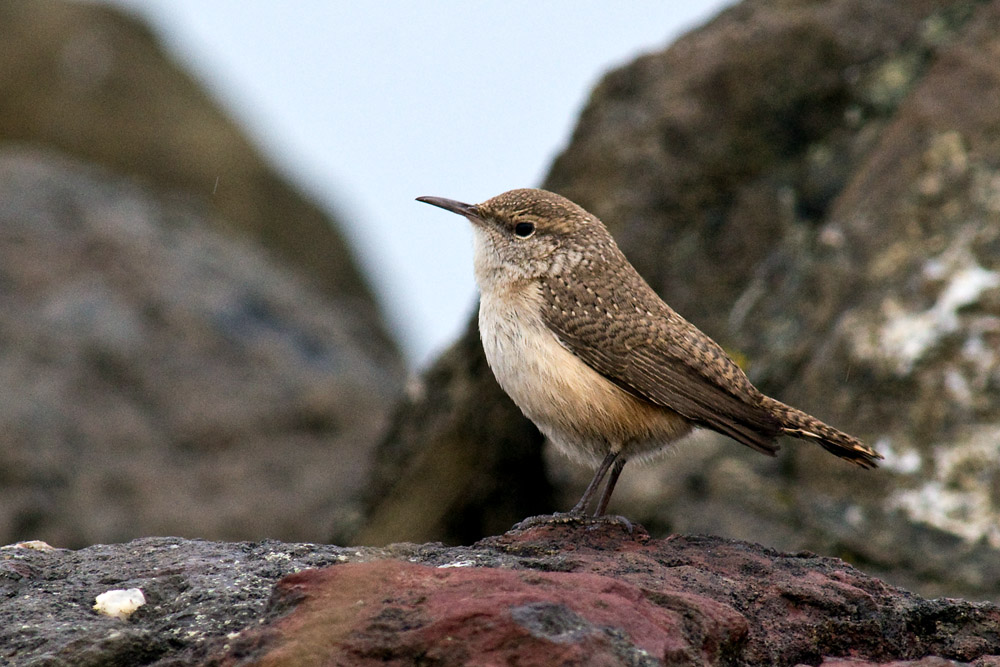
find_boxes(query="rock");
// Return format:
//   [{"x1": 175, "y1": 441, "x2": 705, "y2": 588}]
[
  {"x1": 0, "y1": 148, "x2": 400, "y2": 547},
  {"x1": 2, "y1": 523, "x2": 998, "y2": 665},
  {"x1": 361, "y1": 0, "x2": 1000, "y2": 602},
  {"x1": 0, "y1": 0, "x2": 393, "y2": 341}
]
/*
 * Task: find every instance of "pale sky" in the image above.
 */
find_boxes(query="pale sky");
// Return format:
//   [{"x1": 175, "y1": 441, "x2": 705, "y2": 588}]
[{"x1": 104, "y1": 1, "x2": 735, "y2": 366}]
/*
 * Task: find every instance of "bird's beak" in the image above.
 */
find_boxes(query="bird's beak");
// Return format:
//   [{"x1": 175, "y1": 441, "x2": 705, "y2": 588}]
[{"x1": 416, "y1": 196, "x2": 481, "y2": 220}]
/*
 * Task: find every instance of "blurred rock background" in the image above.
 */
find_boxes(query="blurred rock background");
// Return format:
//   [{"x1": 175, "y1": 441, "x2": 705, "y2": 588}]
[
  {"x1": 0, "y1": 1, "x2": 404, "y2": 545},
  {"x1": 1, "y1": 0, "x2": 999, "y2": 605}
]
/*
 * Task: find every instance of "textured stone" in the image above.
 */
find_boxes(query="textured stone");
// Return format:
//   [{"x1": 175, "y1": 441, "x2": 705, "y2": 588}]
[{"x1": 3, "y1": 521, "x2": 998, "y2": 665}]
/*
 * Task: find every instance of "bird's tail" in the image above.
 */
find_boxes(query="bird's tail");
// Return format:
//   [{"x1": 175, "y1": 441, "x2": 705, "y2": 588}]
[{"x1": 760, "y1": 396, "x2": 882, "y2": 469}]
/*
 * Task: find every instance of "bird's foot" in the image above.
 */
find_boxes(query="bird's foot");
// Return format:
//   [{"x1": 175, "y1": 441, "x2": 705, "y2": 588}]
[
  {"x1": 590, "y1": 513, "x2": 634, "y2": 534},
  {"x1": 511, "y1": 511, "x2": 635, "y2": 535},
  {"x1": 511, "y1": 512, "x2": 583, "y2": 531}
]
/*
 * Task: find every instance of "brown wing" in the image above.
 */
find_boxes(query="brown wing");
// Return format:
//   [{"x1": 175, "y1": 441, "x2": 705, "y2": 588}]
[{"x1": 539, "y1": 266, "x2": 782, "y2": 455}]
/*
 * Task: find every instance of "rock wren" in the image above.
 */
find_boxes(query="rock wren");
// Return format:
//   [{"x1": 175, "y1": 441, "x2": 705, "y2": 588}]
[{"x1": 417, "y1": 188, "x2": 881, "y2": 516}]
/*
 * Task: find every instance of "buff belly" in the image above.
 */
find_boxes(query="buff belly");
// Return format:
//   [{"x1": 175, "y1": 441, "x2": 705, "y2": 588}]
[{"x1": 478, "y1": 283, "x2": 692, "y2": 467}]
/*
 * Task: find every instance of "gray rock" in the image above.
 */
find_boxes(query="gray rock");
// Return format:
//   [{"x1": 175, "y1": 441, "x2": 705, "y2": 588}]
[
  {"x1": 0, "y1": 537, "x2": 374, "y2": 666},
  {"x1": 0, "y1": 149, "x2": 400, "y2": 547},
  {"x1": 0, "y1": 0, "x2": 392, "y2": 334},
  {"x1": 362, "y1": 0, "x2": 1000, "y2": 602}
]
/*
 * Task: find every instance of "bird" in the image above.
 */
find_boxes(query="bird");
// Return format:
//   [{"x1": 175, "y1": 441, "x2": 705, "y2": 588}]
[{"x1": 417, "y1": 188, "x2": 881, "y2": 517}]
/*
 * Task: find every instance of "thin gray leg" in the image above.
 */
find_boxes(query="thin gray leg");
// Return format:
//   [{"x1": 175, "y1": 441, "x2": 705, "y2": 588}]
[
  {"x1": 594, "y1": 457, "x2": 626, "y2": 516},
  {"x1": 569, "y1": 451, "x2": 618, "y2": 515}
]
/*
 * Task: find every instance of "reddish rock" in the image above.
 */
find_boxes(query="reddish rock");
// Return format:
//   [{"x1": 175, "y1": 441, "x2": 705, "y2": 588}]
[
  {"x1": 249, "y1": 562, "x2": 743, "y2": 665},
  {"x1": 218, "y1": 519, "x2": 1000, "y2": 666}
]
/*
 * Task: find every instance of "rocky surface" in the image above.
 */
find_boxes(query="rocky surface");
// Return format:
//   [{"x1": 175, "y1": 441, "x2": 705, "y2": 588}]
[
  {"x1": 2, "y1": 522, "x2": 999, "y2": 665},
  {"x1": 0, "y1": 149, "x2": 400, "y2": 547},
  {"x1": 361, "y1": 0, "x2": 1000, "y2": 602}
]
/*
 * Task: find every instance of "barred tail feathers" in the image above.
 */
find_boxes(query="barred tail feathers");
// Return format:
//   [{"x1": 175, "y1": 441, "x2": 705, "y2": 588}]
[{"x1": 760, "y1": 396, "x2": 882, "y2": 469}]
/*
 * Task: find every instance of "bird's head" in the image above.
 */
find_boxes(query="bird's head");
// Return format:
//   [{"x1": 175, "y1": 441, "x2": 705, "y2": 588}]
[{"x1": 417, "y1": 188, "x2": 614, "y2": 288}]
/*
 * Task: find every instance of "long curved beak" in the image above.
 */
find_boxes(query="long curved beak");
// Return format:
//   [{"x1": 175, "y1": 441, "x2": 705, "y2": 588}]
[{"x1": 416, "y1": 196, "x2": 480, "y2": 219}]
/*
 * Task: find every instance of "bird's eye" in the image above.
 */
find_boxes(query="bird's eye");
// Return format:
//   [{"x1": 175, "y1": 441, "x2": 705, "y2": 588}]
[{"x1": 514, "y1": 222, "x2": 535, "y2": 238}]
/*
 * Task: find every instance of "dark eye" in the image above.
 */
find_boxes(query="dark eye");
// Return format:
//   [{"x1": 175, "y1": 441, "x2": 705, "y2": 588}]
[{"x1": 514, "y1": 222, "x2": 535, "y2": 238}]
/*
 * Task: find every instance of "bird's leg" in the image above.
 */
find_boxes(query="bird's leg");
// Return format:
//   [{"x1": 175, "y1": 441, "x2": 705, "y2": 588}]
[
  {"x1": 569, "y1": 451, "x2": 618, "y2": 515},
  {"x1": 594, "y1": 457, "x2": 626, "y2": 516}
]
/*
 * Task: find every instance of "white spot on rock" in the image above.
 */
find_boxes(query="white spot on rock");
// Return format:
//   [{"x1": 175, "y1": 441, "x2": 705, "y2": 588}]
[
  {"x1": 866, "y1": 257, "x2": 1000, "y2": 374},
  {"x1": 1, "y1": 540, "x2": 58, "y2": 551},
  {"x1": 888, "y1": 425, "x2": 1000, "y2": 548},
  {"x1": 94, "y1": 588, "x2": 146, "y2": 620},
  {"x1": 874, "y1": 437, "x2": 922, "y2": 475},
  {"x1": 844, "y1": 505, "x2": 864, "y2": 527}
]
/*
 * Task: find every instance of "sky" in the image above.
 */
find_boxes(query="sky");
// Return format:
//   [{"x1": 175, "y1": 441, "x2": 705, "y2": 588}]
[{"x1": 104, "y1": 1, "x2": 735, "y2": 367}]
